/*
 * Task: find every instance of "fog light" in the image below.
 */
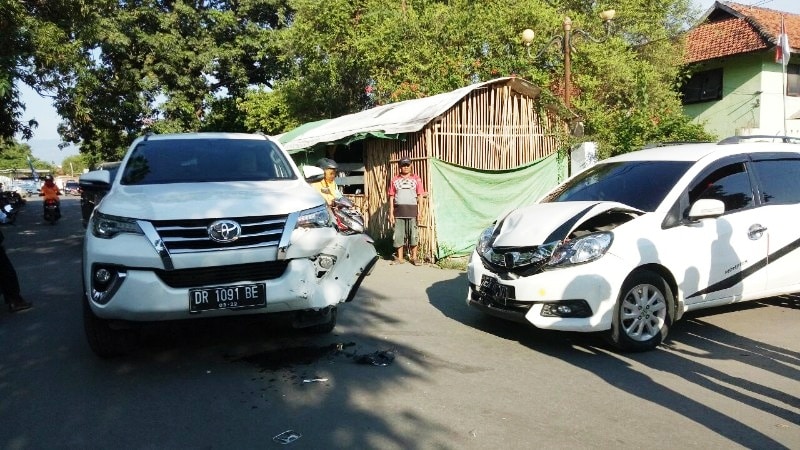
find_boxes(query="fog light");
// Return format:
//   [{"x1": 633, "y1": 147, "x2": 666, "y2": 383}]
[
  {"x1": 541, "y1": 300, "x2": 592, "y2": 318},
  {"x1": 90, "y1": 264, "x2": 127, "y2": 305},
  {"x1": 95, "y1": 268, "x2": 112, "y2": 284},
  {"x1": 556, "y1": 305, "x2": 573, "y2": 315}
]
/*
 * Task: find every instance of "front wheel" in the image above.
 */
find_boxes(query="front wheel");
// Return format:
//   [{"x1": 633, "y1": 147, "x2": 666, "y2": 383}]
[
  {"x1": 297, "y1": 306, "x2": 338, "y2": 334},
  {"x1": 83, "y1": 298, "x2": 137, "y2": 358},
  {"x1": 608, "y1": 271, "x2": 674, "y2": 352}
]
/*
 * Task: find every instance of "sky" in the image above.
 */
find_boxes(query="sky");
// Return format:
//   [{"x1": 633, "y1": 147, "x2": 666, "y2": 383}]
[{"x1": 15, "y1": 0, "x2": 800, "y2": 165}]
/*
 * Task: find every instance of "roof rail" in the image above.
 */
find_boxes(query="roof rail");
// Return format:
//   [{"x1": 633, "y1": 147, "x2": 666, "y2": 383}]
[
  {"x1": 717, "y1": 135, "x2": 800, "y2": 145},
  {"x1": 642, "y1": 141, "x2": 712, "y2": 149}
]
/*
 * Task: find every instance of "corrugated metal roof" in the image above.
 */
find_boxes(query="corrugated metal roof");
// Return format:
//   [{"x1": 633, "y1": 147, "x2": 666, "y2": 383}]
[{"x1": 281, "y1": 77, "x2": 543, "y2": 152}]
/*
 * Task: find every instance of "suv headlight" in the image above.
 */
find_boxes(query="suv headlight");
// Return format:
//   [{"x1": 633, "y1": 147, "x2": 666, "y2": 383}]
[
  {"x1": 296, "y1": 205, "x2": 332, "y2": 229},
  {"x1": 90, "y1": 212, "x2": 144, "y2": 239},
  {"x1": 548, "y1": 232, "x2": 613, "y2": 267}
]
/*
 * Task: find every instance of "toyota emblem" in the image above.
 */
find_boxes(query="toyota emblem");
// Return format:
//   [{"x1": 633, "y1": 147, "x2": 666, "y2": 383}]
[{"x1": 208, "y1": 220, "x2": 242, "y2": 243}]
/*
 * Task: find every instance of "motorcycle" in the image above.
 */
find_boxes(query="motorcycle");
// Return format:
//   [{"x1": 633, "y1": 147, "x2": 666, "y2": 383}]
[
  {"x1": 43, "y1": 198, "x2": 61, "y2": 224},
  {"x1": 331, "y1": 196, "x2": 366, "y2": 234},
  {"x1": 303, "y1": 164, "x2": 368, "y2": 235},
  {"x1": 0, "y1": 198, "x2": 18, "y2": 224}
]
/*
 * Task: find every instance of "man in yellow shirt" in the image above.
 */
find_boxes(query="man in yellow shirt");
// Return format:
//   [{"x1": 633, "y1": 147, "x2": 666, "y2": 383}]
[{"x1": 310, "y1": 158, "x2": 341, "y2": 206}]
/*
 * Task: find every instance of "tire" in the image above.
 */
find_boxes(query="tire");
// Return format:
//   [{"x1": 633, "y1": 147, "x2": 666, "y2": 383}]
[
  {"x1": 83, "y1": 298, "x2": 137, "y2": 358},
  {"x1": 609, "y1": 270, "x2": 674, "y2": 352},
  {"x1": 304, "y1": 307, "x2": 338, "y2": 334}
]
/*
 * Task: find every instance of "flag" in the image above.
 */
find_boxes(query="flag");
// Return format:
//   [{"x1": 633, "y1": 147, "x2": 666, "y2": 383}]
[
  {"x1": 776, "y1": 16, "x2": 791, "y2": 66},
  {"x1": 27, "y1": 156, "x2": 39, "y2": 182}
]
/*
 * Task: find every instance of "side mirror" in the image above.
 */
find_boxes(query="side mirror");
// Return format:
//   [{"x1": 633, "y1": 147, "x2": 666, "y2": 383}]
[
  {"x1": 302, "y1": 165, "x2": 324, "y2": 183},
  {"x1": 688, "y1": 198, "x2": 725, "y2": 220},
  {"x1": 79, "y1": 169, "x2": 112, "y2": 186}
]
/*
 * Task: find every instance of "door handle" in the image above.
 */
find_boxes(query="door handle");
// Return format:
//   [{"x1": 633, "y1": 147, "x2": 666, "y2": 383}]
[{"x1": 748, "y1": 224, "x2": 767, "y2": 240}]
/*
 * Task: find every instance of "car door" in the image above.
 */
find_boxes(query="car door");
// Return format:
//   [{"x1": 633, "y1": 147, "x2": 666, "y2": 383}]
[
  {"x1": 749, "y1": 153, "x2": 800, "y2": 296},
  {"x1": 664, "y1": 157, "x2": 768, "y2": 306}
]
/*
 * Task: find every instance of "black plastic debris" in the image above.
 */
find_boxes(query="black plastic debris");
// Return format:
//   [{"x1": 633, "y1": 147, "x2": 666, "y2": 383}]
[
  {"x1": 354, "y1": 350, "x2": 395, "y2": 366},
  {"x1": 232, "y1": 342, "x2": 355, "y2": 371},
  {"x1": 273, "y1": 430, "x2": 301, "y2": 444}
]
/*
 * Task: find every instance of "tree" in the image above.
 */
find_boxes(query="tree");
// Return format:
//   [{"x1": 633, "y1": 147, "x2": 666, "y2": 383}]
[
  {"x1": 53, "y1": 0, "x2": 292, "y2": 158},
  {"x1": 1, "y1": 0, "x2": 95, "y2": 144},
  {"x1": 61, "y1": 154, "x2": 89, "y2": 177},
  {"x1": 271, "y1": 0, "x2": 712, "y2": 155},
  {"x1": 10, "y1": 0, "x2": 713, "y2": 159},
  {"x1": 0, "y1": 138, "x2": 56, "y2": 174}
]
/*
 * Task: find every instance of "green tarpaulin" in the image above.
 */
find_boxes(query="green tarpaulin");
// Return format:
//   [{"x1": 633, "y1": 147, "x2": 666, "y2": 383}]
[{"x1": 429, "y1": 154, "x2": 566, "y2": 258}]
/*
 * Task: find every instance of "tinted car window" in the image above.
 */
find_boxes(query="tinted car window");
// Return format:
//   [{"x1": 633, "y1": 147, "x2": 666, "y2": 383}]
[
  {"x1": 687, "y1": 162, "x2": 753, "y2": 213},
  {"x1": 751, "y1": 157, "x2": 800, "y2": 205},
  {"x1": 121, "y1": 139, "x2": 295, "y2": 185},
  {"x1": 543, "y1": 161, "x2": 693, "y2": 211}
]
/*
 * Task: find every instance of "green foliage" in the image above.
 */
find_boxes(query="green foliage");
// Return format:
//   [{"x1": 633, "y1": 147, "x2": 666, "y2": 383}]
[
  {"x1": 238, "y1": 87, "x2": 300, "y2": 135},
  {"x1": 0, "y1": 138, "x2": 55, "y2": 173},
  {"x1": 61, "y1": 154, "x2": 90, "y2": 176},
  {"x1": 273, "y1": 0, "x2": 708, "y2": 155},
  {"x1": 8, "y1": 0, "x2": 714, "y2": 160}
]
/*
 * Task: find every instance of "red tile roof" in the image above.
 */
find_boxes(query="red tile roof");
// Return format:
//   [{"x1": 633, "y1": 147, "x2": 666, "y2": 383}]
[{"x1": 685, "y1": 1, "x2": 800, "y2": 63}]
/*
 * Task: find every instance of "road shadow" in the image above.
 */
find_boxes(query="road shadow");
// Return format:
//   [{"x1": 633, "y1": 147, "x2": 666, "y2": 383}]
[
  {"x1": 0, "y1": 202, "x2": 462, "y2": 449},
  {"x1": 426, "y1": 273, "x2": 799, "y2": 449}
]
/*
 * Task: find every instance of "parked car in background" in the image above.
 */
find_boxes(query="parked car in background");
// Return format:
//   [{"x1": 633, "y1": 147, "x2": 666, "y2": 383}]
[
  {"x1": 64, "y1": 180, "x2": 81, "y2": 196},
  {"x1": 80, "y1": 162, "x2": 121, "y2": 227},
  {"x1": 468, "y1": 136, "x2": 800, "y2": 351},
  {"x1": 81, "y1": 133, "x2": 377, "y2": 357},
  {"x1": 14, "y1": 180, "x2": 38, "y2": 197}
]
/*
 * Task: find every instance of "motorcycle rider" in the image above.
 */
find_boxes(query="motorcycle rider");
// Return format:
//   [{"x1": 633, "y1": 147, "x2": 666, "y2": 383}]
[
  {"x1": 310, "y1": 158, "x2": 342, "y2": 206},
  {"x1": 41, "y1": 175, "x2": 61, "y2": 218}
]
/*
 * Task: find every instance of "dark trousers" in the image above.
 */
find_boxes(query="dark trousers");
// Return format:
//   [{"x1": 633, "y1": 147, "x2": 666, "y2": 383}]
[{"x1": 0, "y1": 244, "x2": 21, "y2": 303}]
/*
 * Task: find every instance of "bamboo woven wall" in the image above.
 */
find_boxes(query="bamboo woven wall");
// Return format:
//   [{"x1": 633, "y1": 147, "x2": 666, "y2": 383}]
[{"x1": 356, "y1": 81, "x2": 569, "y2": 262}]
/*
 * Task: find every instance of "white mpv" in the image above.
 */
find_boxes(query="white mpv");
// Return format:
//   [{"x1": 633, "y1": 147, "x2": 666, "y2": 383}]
[
  {"x1": 467, "y1": 137, "x2": 800, "y2": 351},
  {"x1": 82, "y1": 133, "x2": 377, "y2": 357}
]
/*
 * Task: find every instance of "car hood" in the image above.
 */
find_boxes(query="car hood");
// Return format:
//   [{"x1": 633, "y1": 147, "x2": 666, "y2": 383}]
[
  {"x1": 98, "y1": 180, "x2": 325, "y2": 220},
  {"x1": 493, "y1": 201, "x2": 643, "y2": 246}
]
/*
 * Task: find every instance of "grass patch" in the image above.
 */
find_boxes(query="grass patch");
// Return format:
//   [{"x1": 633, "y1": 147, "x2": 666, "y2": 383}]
[{"x1": 435, "y1": 255, "x2": 468, "y2": 271}]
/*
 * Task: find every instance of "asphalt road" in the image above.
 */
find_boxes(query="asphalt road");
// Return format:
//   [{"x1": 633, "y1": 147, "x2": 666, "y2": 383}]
[{"x1": 1, "y1": 197, "x2": 798, "y2": 449}]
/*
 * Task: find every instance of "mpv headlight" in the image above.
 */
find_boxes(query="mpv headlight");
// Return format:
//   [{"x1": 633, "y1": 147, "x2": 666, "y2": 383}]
[
  {"x1": 548, "y1": 232, "x2": 613, "y2": 267},
  {"x1": 296, "y1": 205, "x2": 331, "y2": 229},
  {"x1": 90, "y1": 212, "x2": 144, "y2": 239},
  {"x1": 475, "y1": 225, "x2": 494, "y2": 256}
]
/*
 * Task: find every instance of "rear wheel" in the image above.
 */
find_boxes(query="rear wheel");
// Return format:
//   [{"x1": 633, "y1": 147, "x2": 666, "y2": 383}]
[
  {"x1": 609, "y1": 271, "x2": 674, "y2": 352},
  {"x1": 83, "y1": 298, "x2": 137, "y2": 358}
]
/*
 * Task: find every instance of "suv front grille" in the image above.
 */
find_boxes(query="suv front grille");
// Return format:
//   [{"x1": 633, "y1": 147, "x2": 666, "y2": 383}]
[
  {"x1": 155, "y1": 261, "x2": 290, "y2": 288},
  {"x1": 151, "y1": 215, "x2": 288, "y2": 254}
]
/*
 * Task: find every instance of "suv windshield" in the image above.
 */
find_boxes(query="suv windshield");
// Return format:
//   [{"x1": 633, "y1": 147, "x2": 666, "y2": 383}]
[
  {"x1": 120, "y1": 138, "x2": 296, "y2": 185},
  {"x1": 543, "y1": 160, "x2": 693, "y2": 211}
]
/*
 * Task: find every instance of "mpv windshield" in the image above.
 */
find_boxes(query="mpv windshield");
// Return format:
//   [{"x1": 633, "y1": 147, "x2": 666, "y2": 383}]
[
  {"x1": 120, "y1": 138, "x2": 296, "y2": 185},
  {"x1": 543, "y1": 160, "x2": 693, "y2": 211}
]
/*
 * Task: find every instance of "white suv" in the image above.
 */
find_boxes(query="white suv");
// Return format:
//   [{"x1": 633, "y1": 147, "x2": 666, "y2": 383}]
[
  {"x1": 468, "y1": 137, "x2": 800, "y2": 351},
  {"x1": 81, "y1": 133, "x2": 377, "y2": 357}
]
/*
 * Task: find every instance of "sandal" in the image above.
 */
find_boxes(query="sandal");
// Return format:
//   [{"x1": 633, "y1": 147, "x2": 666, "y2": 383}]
[
  {"x1": 391, "y1": 257, "x2": 405, "y2": 265},
  {"x1": 410, "y1": 258, "x2": 422, "y2": 266},
  {"x1": 8, "y1": 299, "x2": 33, "y2": 312}
]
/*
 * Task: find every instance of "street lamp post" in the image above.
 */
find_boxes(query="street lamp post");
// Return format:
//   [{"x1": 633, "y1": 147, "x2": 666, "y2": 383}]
[
  {"x1": 521, "y1": 10, "x2": 615, "y2": 109},
  {"x1": 521, "y1": 10, "x2": 615, "y2": 176}
]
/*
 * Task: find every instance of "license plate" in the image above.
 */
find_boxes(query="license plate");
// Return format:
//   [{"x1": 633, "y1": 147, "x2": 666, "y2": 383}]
[
  {"x1": 189, "y1": 283, "x2": 266, "y2": 312},
  {"x1": 480, "y1": 275, "x2": 509, "y2": 304}
]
